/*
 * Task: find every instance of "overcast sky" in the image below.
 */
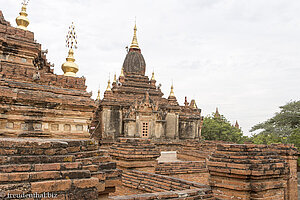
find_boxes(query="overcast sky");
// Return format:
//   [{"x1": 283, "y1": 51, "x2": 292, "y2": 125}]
[{"x1": 1, "y1": 0, "x2": 300, "y2": 136}]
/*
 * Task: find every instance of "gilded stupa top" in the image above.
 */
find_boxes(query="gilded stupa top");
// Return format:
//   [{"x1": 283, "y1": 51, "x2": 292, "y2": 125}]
[
  {"x1": 61, "y1": 22, "x2": 79, "y2": 77},
  {"x1": 106, "y1": 78, "x2": 112, "y2": 91},
  {"x1": 130, "y1": 22, "x2": 140, "y2": 50},
  {"x1": 96, "y1": 88, "x2": 101, "y2": 101},
  {"x1": 151, "y1": 71, "x2": 155, "y2": 81},
  {"x1": 16, "y1": 0, "x2": 30, "y2": 30},
  {"x1": 169, "y1": 83, "x2": 175, "y2": 97}
]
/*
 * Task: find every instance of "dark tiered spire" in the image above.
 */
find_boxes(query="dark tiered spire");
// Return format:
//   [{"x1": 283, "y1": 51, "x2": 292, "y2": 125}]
[{"x1": 214, "y1": 107, "x2": 220, "y2": 118}]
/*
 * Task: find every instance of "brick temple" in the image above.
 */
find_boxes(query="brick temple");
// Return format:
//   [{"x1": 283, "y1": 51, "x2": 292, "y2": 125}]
[
  {"x1": 91, "y1": 24, "x2": 202, "y2": 142},
  {"x1": 0, "y1": 3, "x2": 298, "y2": 200}
]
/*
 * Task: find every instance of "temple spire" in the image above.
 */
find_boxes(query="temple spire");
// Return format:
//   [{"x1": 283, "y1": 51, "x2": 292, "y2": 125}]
[
  {"x1": 190, "y1": 99, "x2": 197, "y2": 109},
  {"x1": 214, "y1": 107, "x2": 220, "y2": 118},
  {"x1": 169, "y1": 83, "x2": 175, "y2": 97},
  {"x1": 96, "y1": 88, "x2": 101, "y2": 101},
  {"x1": 151, "y1": 71, "x2": 155, "y2": 81},
  {"x1": 235, "y1": 120, "x2": 240, "y2": 129},
  {"x1": 120, "y1": 67, "x2": 124, "y2": 77},
  {"x1": 119, "y1": 67, "x2": 125, "y2": 83},
  {"x1": 113, "y1": 73, "x2": 117, "y2": 82},
  {"x1": 16, "y1": 0, "x2": 30, "y2": 30},
  {"x1": 61, "y1": 22, "x2": 78, "y2": 77},
  {"x1": 130, "y1": 21, "x2": 140, "y2": 50},
  {"x1": 106, "y1": 78, "x2": 111, "y2": 91}
]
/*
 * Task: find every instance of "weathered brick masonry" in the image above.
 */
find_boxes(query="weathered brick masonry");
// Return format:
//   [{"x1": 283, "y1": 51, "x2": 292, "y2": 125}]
[
  {"x1": 155, "y1": 161, "x2": 207, "y2": 175},
  {"x1": 109, "y1": 138, "x2": 160, "y2": 172},
  {"x1": 0, "y1": 11, "x2": 95, "y2": 138},
  {"x1": 177, "y1": 140, "x2": 229, "y2": 162},
  {"x1": 113, "y1": 170, "x2": 214, "y2": 200},
  {"x1": 270, "y1": 144, "x2": 299, "y2": 200},
  {"x1": 0, "y1": 137, "x2": 121, "y2": 199},
  {"x1": 208, "y1": 144, "x2": 297, "y2": 200}
]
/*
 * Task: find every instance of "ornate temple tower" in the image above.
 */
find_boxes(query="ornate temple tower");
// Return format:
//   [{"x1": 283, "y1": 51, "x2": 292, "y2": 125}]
[{"x1": 92, "y1": 23, "x2": 202, "y2": 142}]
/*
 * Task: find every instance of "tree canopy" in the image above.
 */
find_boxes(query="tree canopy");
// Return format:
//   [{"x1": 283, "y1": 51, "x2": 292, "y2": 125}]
[
  {"x1": 201, "y1": 113, "x2": 245, "y2": 143},
  {"x1": 250, "y1": 100, "x2": 300, "y2": 165},
  {"x1": 250, "y1": 100, "x2": 300, "y2": 147}
]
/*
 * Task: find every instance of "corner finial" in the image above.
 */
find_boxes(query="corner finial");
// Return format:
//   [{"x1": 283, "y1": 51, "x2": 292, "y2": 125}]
[
  {"x1": 169, "y1": 83, "x2": 175, "y2": 97},
  {"x1": 96, "y1": 86, "x2": 101, "y2": 101},
  {"x1": 151, "y1": 70, "x2": 155, "y2": 81},
  {"x1": 106, "y1": 76, "x2": 111, "y2": 91},
  {"x1": 16, "y1": 0, "x2": 30, "y2": 30},
  {"x1": 61, "y1": 22, "x2": 79, "y2": 77},
  {"x1": 120, "y1": 67, "x2": 124, "y2": 77},
  {"x1": 113, "y1": 73, "x2": 117, "y2": 83},
  {"x1": 130, "y1": 19, "x2": 140, "y2": 50}
]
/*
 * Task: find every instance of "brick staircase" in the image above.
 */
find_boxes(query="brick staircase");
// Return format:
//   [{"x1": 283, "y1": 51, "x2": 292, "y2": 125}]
[{"x1": 113, "y1": 170, "x2": 214, "y2": 200}]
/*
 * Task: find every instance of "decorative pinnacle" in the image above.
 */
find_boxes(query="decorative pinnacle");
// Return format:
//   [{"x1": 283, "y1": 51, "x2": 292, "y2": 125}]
[
  {"x1": 151, "y1": 71, "x2": 155, "y2": 81},
  {"x1": 130, "y1": 20, "x2": 140, "y2": 50},
  {"x1": 190, "y1": 99, "x2": 197, "y2": 109},
  {"x1": 113, "y1": 73, "x2": 117, "y2": 83},
  {"x1": 214, "y1": 107, "x2": 220, "y2": 118},
  {"x1": 61, "y1": 22, "x2": 78, "y2": 77},
  {"x1": 22, "y1": 0, "x2": 29, "y2": 5},
  {"x1": 169, "y1": 83, "x2": 175, "y2": 97},
  {"x1": 16, "y1": 0, "x2": 30, "y2": 30},
  {"x1": 120, "y1": 67, "x2": 125, "y2": 77},
  {"x1": 235, "y1": 120, "x2": 239, "y2": 129},
  {"x1": 106, "y1": 77, "x2": 112, "y2": 91},
  {"x1": 66, "y1": 22, "x2": 78, "y2": 49},
  {"x1": 96, "y1": 88, "x2": 101, "y2": 101}
]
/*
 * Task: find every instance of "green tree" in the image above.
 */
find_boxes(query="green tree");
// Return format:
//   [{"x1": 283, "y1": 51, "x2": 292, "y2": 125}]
[
  {"x1": 250, "y1": 100, "x2": 300, "y2": 165},
  {"x1": 250, "y1": 100, "x2": 300, "y2": 146},
  {"x1": 201, "y1": 113, "x2": 245, "y2": 143}
]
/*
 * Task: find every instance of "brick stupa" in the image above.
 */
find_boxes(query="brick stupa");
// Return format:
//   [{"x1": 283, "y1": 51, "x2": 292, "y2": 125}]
[{"x1": 0, "y1": 10, "x2": 95, "y2": 138}]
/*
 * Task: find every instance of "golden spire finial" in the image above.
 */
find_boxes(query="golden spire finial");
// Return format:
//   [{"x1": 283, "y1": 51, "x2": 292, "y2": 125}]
[
  {"x1": 130, "y1": 19, "x2": 140, "y2": 50},
  {"x1": 113, "y1": 73, "x2": 117, "y2": 83},
  {"x1": 62, "y1": 22, "x2": 79, "y2": 77},
  {"x1": 190, "y1": 99, "x2": 197, "y2": 109},
  {"x1": 120, "y1": 67, "x2": 125, "y2": 77},
  {"x1": 16, "y1": 0, "x2": 30, "y2": 30},
  {"x1": 96, "y1": 87, "x2": 101, "y2": 101},
  {"x1": 151, "y1": 71, "x2": 155, "y2": 81},
  {"x1": 106, "y1": 77, "x2": 111, "y2": 91},
  {"x1": 169, "y1": 83, "x2": 175, "y2": 97}
]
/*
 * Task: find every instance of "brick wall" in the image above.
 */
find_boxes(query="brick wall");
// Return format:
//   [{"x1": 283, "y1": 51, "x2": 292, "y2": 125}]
[
  {"x1": 155, "y1": 161, "x2": 207, "y2": 175},
  {"x1": 177, "y1": 140, "x2": 229, "y2": 162},
  {"x1": 270, "y1": 144, "x2": 299, "y2": 200},
  {"x1": 109, "y1": 138, "x2": 160, "y2": 171},
  {"x1": 208, "y1": 144, "x2": 293, "y2": 200},
  {"x1": 0, "y1": 137, "x2": 121, "y2": 199}
]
